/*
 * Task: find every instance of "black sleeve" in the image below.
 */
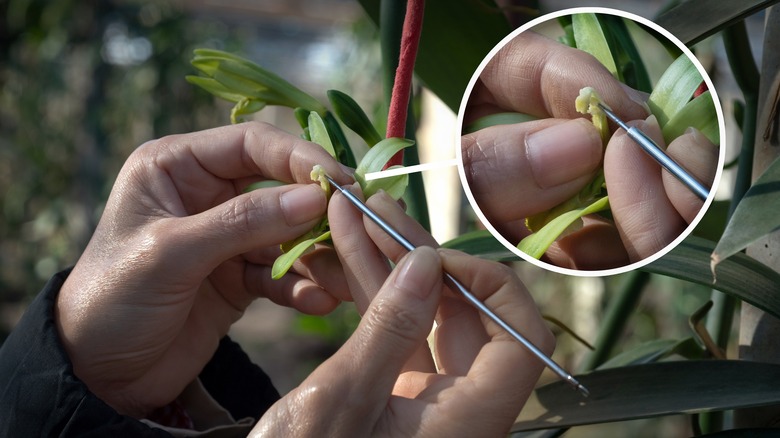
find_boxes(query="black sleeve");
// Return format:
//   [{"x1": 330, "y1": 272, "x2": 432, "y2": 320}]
[{"x1": 0, "y1": 270, "x2": 281, "y2": 436}]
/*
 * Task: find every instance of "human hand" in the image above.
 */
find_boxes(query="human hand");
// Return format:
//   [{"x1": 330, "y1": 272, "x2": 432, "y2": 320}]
[
  {"x1": 55, "y1": 122, "x2": 353, "y2": 418},
  {"x1": 248, "y1": 190, "x2": 554, "y2": 437},
  {"x1": 461, "y1": 32, "x2": 716, "y2": 269}
]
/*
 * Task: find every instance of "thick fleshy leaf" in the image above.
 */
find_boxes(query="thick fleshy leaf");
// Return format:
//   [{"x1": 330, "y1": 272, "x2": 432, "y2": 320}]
[
  {"x1": 642, "y1": 236, "x2": 780, "y2": 319},
  {"x1": 272, "y1": 231, "x2": 331, "y2": 280},
  {"x1": 712, "y1": 156, "x2": 780, "y2": 270},
  {"x1": 363, "y1": 167, "x2": 408, "y2": 199},
  {"x1": 307, "y1": 112, "x2": 336, "y2": 158},
  {"x1": 572, "y1": 13, "x2": 619, "y2": 79},
  {"x1": 327, "y1": 89, "x2": 382, "y2": 147},
  {"x1": 648, "y1": 54, "x2": 702, "y2": 126},
  {"x1": 596, "y1": 338, "x2": 703, "y2": 370},
  {"x1": 519, "y1": 196, "x2": 610, "y2": 259},
  {"x1": 463, "y1": 112, "x2": 537, "y2": 134},
  {"x1": 354, "y1": 137, "x2": 414, "y2": 188},
  {"x1": 662, "y1": 90, "x2": 719, "y2": 144},
  {"x1": 512, "y1": 360, "x2": 780, "y2": 432},
  {"x1": 441, "y1": 230, "x2": 520, "y2": 262}
]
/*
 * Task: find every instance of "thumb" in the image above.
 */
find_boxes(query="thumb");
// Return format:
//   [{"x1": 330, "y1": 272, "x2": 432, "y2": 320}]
[
  {"x1": 324, "y1": 246, "x2": 442, "y2": 408},
  {"x1": 160, "y1": 184, "x2": 327, "y2": 272}
]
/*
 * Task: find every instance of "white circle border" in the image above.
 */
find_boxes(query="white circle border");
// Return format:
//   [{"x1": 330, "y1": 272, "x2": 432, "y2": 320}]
[{"x1": 455, "y1": 6, "x2": 727, "y2": 277}]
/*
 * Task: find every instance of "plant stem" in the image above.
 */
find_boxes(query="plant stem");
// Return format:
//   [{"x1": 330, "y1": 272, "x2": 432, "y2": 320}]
[
  {"x1": 384, "y1": 0, "x2": 424, "y2": 167},
  {"x1": 579, "y1": 271, "x2": 650, "y2": 372}
]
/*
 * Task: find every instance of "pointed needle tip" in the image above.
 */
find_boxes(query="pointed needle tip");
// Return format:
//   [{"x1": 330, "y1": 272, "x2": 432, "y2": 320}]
[{"x1": 576, "y1": 384, "x2": 590, "y2": 398}]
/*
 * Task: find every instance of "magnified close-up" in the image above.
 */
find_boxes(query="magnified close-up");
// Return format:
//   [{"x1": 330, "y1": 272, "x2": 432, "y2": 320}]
[{"x1": 460, "y1": 12, "x2": 722, "y2": 273}]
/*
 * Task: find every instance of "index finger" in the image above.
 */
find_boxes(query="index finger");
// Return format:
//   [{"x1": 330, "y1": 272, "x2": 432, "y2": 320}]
[
  {"x1": 149, "y1": 121, "x2": 352, "y2": 185},
  {"x1": 468, "y1": 31, "x2": 647, "y2": 122}
]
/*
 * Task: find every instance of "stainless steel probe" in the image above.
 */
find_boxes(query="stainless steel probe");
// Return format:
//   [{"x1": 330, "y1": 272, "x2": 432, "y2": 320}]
[
  {"x1": 598, "y1": 103, "x2": 709, "y2": 201},
  {"x1": 327, "y1": 176, "x2": 589, "y2": 397}
]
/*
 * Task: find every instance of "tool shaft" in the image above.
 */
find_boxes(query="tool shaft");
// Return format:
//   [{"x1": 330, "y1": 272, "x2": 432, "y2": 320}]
[
  {"x1": 328, "y1": 177, "x2": 588, "y2": 396},
  {"x1": 599, "y1": 104, "x2": 709, "y2": 200}
]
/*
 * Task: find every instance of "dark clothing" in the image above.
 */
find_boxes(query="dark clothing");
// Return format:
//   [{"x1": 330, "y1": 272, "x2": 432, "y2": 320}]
[{"x1": 0, "y1": 270, "x2": 281, "y2": 436}]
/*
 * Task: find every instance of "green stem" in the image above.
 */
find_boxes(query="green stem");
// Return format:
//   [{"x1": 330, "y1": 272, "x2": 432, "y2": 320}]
[{"x1": 580, "y1": 271, "x2": 650, "y2": 372}]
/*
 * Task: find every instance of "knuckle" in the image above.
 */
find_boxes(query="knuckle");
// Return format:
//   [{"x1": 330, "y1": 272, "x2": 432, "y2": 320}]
[
  {"x1": 219, "y1": 196, "x2": 261, "y2": 232},
  {"x1": 364, "y1": 298, "x2": 427, "y2": 345}
]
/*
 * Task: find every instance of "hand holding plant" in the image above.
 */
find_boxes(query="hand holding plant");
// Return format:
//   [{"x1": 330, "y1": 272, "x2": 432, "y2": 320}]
[{"x1": 462, "y1": 23, "x2": 718, "y2": 270}]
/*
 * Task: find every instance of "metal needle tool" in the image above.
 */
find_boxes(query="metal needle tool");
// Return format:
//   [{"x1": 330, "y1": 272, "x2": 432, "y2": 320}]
[
  {"x1": 326, "y1": 176, "x2": 590, "y2": 397},
  {"x1": 598, "y1": 103, "x2": 709, "y2": 201}
]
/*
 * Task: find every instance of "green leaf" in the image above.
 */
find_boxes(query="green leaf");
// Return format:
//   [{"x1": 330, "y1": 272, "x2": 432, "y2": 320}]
[
  {"x1": 354, "y1": 137, "x2": 414, "y2": 187},
  {"x1": 519, "y1": 196, "x2": 610, "y2": 259},
  {"x1": 662, "y1": 90, "x2": 719, "y2": 144},
  {"x1": 185, "y1": 75, "x2": 244, "y2": 103},
  {"x1": 597, "y1": 15, "x2": 652, "y2": 93},
  {"x1": 642, "y1": 236, "x2": 780, "y2": 319},
  {"x1": 192, "y1": 49, "x2": 326, "y2": 113},
  {"x1": 512, "y1": 360, "x2": 780, "y2": 432},
  {"x1": 712, "y1": 156, "x2": 780, "y2": 270},
  {"x1": 572, "y1": 13, "x2": 619, "y2": 79},
  {"x1": 272, "y1": 231, "x2": 331, "y2": 280},
  {"x1": 648, "y1": 54, "x2": 702, "y2": 126},
  {"x1": 442, "y1": 230, "x2": 520, "y2": 262},
  {"x1": 327, "y1": 89, "x2": 382, "y2": 147},
  {"x1": 463, "y1": 112, "x2": 537, "y2": 134},
  {"x1": 307, "y1": 112, "x2": 336, "y2": 158},
  {"x1": 597, "y1": 338, "x2": 702, "y2": 370},
  {"x1": 358, "y1": 0, "x2": 511, "y2": 112},
  {"x1": 230, "y1": 98, "x2": 266, "y2": 124},
  {"x1": 362, "y1": 167, "x2": 408, "y2": 199}
]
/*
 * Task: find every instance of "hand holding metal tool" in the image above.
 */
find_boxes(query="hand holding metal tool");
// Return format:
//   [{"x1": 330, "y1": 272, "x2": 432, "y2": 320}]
[
  {"x1": 598, "y1": 103, "x2": 710, "y2": 200},
  {"x1": 326, "y1": 176, "x2": 589, "y2": 397}
]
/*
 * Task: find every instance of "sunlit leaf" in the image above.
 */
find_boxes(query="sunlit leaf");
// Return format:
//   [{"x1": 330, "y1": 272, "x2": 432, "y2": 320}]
[
  {"x1": 272, "y1": 231, "x2": 331, "y2": 280},
  {"x1": 648, "y1": 54, "x2": 702, "y2": 126},
  {"x1": 308, "y1": 112, "x2": 337, "y2": 158},
  {"x1": 712, "y1": 156, "x2": 780, "y2": 271},
  {"x1": 519, "y1": 196, "x2": 610, "y2": 259},
  {"x1": 662, "y1": 90, "x2": 719, "y2": 144},
  {"x1": 363, "y1": 167, "x2": 408, "y2": 199},
  {"x1": 572, "y1": 13, "x2": 619, "y2": 79},
  {"x1": 512, "y1": 360, "x2": 780, "y2": 432},
  {"x1": 354, "y1": 137, "x2": 414, "y2": 188}
]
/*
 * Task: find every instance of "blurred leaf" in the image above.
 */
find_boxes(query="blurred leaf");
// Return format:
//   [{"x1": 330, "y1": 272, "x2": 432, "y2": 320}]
[
  {"x1": 597, "y1": 338, "x2": 703, "y2": 370},
  {"x1": 712, "y1": 156, "x2": 780, "y2": 269},
  {"x1": 363, "y1": 167, "x2": 409, "y2": 200},
  {"x1": 513, "y1": 360, "x2": 780, "y2": 431},
  {"x1": 597, "y1": 15, "x2": 651, "y2": 93},
  {"x1": 327, "y1": 89, "x2": 382, "y2": 147},
  {"x1": 519, "y1": 196, "x2": 609, "y2": 259},
  {"x1": 692, "y1": 200, "x2": 730, "y2": 242},
  {"x1": 643, "y1": 236, "x2": 780, "y2": 319},
  {"x1": 572, "y1": 13, "x2": 618, "y2": 79},
  {"x1": 648, "y1": 54, "x2": 702, "y2": 127},
  {"x1": 272, "y1": 231, "x2": 331, "y2": 280},
  {"x1": 441, "y1": 230, "x2": 519, "y2": 262},
  {"x1": 358, "y1": 0, "x2": 511, "y2": 112},
  {"x1": 463, "y1": 112, "x2": 537, "y2": 134}
]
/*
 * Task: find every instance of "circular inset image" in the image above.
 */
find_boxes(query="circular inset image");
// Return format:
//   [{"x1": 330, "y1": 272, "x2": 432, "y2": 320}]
[{"x1": 457, "y1": 7, "x2": 725, "y2": 276}]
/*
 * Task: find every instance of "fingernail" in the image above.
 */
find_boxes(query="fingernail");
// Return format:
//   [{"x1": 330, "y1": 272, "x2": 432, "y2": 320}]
[
  {"x1": 393, "y1": 247, "x2": 440, "y2": 299},
  {"x1": 280, "y1": 185, "x2": 327, "y2": 226},
  {"x1": 684, "y1": 126, "x2": 707, "y2": 144},
  {"x1": 525, "y1": 119, "x2": 603, "y2": 188},
  {"x1": 339, "y1": 163, "x2": 356, "y2": 179},
  {"x1": 620, "y1": 83, "x2": 650, "y2": 114}
]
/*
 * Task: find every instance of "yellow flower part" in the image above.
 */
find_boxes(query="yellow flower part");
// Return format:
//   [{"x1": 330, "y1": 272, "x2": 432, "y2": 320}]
[{"x1": 575, "y1": 87, "x2": 610, "y2": 143}]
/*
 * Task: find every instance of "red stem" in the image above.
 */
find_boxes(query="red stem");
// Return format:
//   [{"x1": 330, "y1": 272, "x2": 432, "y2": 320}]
[{"x1": 384, "y1": 0, "x2": 424, "y2": 169}]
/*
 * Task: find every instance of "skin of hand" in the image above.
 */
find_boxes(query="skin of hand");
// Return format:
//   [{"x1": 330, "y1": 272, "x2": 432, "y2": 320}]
[
  {"x1": 55, "y1": 122, "x2": 354, "y2": 418},
  {"x1": 249, "y1": 190, "x2": 553, "y2": 437},
  {"x1": 461, "y1": 31, "x2": 717, "y2": 269}
]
